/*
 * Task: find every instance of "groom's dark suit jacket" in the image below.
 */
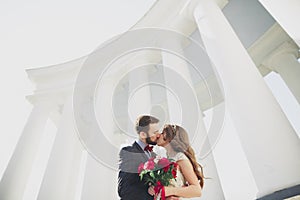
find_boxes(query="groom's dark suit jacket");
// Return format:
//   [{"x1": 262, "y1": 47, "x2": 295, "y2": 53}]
[{"x1": 118, "y1": 141, "x2": 155, "y2": 200}]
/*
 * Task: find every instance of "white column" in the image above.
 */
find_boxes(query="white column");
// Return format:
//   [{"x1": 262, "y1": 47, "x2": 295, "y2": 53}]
[
  {"x1": 162, "y1": 45, "x2": 193, "y2": 124},
  {"x1": 162, "y1": 45, "x2": 225, "y2": 199},
  {"x1": 128, "y1": 67, "x2": 152, "y2": 116},
  {"x1": 0, "y1": 99, "x2": 52, "y2": 200},
  {"x1": 258, "y1": 0, "x2": 300, "y2": 47},
  {"x1": 162, "y1": 45, "x2": 208, "y2": 151},
  {"x1": 211, "y1": 104, "x2": 258, "y2": 199},
  {"x1": 80, "y1": 77, "x2": 119, "y2": 200},
  {"x1": 127, "y1": 66, "x2": 152, "y2": 134},
  {"x1": 263, "y1": 41, "x2": 300, "y2": 104},
  {"x1": 37, "y1": 98, "x2": 84, "y2": 200},
  {"x1": 80, "y1": 155, "x2": 118, "y2": 200},
  {"x1": 97, "y1": 78, "x2": 122, "y2": 146},
  {"x1": 194, "y1": 0, "x2": 300, "y2": 197}
]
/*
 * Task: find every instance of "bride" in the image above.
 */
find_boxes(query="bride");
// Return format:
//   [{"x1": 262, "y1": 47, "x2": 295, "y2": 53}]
[{"x1": 148, "y1": 124, "x2": 204, "y2": 199}]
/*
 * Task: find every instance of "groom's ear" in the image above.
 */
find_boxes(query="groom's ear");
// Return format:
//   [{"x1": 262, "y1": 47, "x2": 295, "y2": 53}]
[{"x1": 140, "y1": 131, "x2": 147, "y2": 139}]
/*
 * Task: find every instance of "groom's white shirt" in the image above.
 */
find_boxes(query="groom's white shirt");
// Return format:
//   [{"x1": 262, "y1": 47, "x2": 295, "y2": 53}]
[{"x1": 136, "y1": 139, "x2": 151, "y2": 158}]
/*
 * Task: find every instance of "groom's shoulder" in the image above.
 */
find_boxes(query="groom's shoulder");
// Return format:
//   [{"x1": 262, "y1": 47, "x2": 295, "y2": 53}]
[
  {"x1": 120, "y1": 142, "x2": 138, "y2": 152},
  {"x1": 121, "y1": 145, "x2": 133, "y2": 151}
]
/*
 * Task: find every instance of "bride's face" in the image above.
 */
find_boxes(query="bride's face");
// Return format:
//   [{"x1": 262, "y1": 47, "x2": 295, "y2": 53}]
[{"x1": 156, "y1": 131, "x2": 169, "y2": 147}]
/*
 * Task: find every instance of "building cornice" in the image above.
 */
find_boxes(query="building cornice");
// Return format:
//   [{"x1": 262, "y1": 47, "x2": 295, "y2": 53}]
[
  {"x1": 26, "y1": 0, "x2": 229, "y2": 99},
  {"x1": 247, "y1": 23, "x2": 297, "y2": 76},
  {"x1": 261, "y1": 41, "x2": 299, "y2": 71}
]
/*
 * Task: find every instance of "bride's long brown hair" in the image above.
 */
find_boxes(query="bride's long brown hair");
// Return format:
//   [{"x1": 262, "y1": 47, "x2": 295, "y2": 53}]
[{"x1": 162, "y1": 124, "x2": 204, "y2": 188}]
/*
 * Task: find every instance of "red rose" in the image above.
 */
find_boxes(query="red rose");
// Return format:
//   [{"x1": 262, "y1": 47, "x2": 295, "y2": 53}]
[
  {"x1": 171, "y1": 168, "x2": 177, "y2": 178},
  {"x1": 163, "y1": 165, "x2": 170, "y2": 172},
  {"x1": 172, "y1": 162, "x2": 178, "y2": 168}
]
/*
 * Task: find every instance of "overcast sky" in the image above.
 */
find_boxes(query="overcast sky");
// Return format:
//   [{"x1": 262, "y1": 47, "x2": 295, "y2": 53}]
[{"x1": 0, "y1": 0, "x2": 156, "y2": 178}]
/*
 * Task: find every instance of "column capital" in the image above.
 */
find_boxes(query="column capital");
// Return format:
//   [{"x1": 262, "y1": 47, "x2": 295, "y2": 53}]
[
  {"x1": 26, "y1": 93, "x2": 65, "y2": 112},
  {"x1": 262, "y1": 41, "x2": 299, "y2": 71}
]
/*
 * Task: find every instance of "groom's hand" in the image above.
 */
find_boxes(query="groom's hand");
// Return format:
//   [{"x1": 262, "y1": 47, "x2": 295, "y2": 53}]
[{"x1": 166, "y1": 196, "x2": 179, "y2": 200}]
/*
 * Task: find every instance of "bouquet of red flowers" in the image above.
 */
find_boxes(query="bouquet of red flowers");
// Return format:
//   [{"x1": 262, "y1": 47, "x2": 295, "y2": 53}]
[{"x1": 138, "y1": 156, "x2": 178, "y2": 200}]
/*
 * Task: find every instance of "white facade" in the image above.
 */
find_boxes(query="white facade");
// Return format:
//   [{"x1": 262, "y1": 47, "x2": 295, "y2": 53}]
[{"x1": 1, "y1": 0, "x2": 300, "y2": 200}]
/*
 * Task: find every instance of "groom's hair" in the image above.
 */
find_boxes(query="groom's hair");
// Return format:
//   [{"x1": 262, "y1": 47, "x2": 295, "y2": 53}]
[{"x1": 135, "y1": 115, "x2": 159, "y2": 134}]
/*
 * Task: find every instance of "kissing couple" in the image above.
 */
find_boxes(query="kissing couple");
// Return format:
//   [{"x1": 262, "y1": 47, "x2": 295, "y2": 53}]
[{"x1": 118, "y1": 115, "x2": 204, "y2": 200}]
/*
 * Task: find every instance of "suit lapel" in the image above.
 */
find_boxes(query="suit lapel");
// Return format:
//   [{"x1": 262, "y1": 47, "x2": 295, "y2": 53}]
[{"x1": 133, "y1": 141, "x2": 149, "y2": 161}]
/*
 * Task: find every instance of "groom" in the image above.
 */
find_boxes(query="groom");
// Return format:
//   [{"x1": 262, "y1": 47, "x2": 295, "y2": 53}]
[
  {"x1": 118, "y1": 115, "x2": 179, "y2": 200},
  {"x1": 118, "y1": 115, "x2": 160, "y2": 200}
]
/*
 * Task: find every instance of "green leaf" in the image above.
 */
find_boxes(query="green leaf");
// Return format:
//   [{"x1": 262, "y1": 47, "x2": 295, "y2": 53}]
[{"x1": 150, "y1": 171, "x2": 154, "y2": 179}]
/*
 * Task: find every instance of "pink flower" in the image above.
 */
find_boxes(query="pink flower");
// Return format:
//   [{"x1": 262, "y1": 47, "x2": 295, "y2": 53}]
[
  {"x1": 158, "y1": 157, "x2": 170, "y2": 168},
  {"x1": 149, "y1": 157, "x2": 155, "y2": 162},
  {"x1": 144, "y1": 160, "x2": 155, "y2": 170},
  {"x1": 138, "y1": 163, "x2": 144, "y2": 174}
]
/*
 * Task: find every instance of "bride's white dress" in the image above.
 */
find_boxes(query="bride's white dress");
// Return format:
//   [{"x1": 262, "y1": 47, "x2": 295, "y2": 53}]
[{"x1": 168, "y1": 152, "x2": 190, "y2": 200}]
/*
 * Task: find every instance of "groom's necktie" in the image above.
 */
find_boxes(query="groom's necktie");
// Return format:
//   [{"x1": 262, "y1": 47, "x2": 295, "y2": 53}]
[
  {"x1": 144, "y1": 145, "x2": 153, "y2": 152},
  {"x1": 144, "y1": 145, "x2": 153, "y2": 158}
]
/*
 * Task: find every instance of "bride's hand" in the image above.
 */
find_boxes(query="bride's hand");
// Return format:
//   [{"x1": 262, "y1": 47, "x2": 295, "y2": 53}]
[{"x1": 148, "y1": 185, "x2": 155, "y2": 196}]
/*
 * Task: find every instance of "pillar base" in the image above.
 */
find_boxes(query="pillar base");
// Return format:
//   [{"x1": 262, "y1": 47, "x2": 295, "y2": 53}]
[{"x1": 257, "y1": 184, "x2": 300, "y2": 200}]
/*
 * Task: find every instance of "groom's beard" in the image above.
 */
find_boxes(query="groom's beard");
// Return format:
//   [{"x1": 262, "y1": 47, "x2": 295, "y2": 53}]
[{"x1": 146, "y1": 136, "x2": 157, "y2": 145}]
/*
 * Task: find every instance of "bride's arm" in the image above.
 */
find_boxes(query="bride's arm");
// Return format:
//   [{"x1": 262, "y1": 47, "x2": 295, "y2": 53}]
[{"x1": 164, "y1": 159, "x2": 202, "y2": 198}]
